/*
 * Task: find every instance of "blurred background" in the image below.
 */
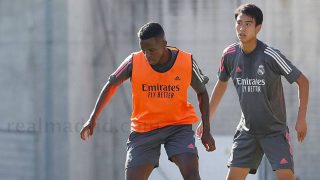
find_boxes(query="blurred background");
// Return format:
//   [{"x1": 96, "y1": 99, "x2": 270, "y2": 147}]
[{"x1": 0, "y1": 0, "x2": 319, "y2": 179}]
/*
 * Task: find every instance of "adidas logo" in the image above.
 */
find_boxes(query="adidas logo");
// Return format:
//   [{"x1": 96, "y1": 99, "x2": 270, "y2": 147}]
[
  {"x1": 187, "y1": 143, "x2": 195, "y2": 149},
  {"x1": 174, "y1": 76, "x2": 181, "y2": 80},
  {"x1": 280, "y1": 158, "x2": 288, "y2": 164},
  {"x1": 236, "y1": 66, "x2": 242, "y2": 73}
]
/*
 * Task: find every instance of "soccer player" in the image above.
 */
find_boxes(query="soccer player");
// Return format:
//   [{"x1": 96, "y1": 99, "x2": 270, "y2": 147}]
[
  {"x1": 196, "y1": 3, "x2": 309, "y2": 180},
  {"x1": 80, "y1": 22, "x2": 216, "y2": 180}
]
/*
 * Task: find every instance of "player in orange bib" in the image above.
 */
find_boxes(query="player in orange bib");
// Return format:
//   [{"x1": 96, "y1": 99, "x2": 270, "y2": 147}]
[{"x1": 80, "y1": 22, "x2": 216, "y2": 180}]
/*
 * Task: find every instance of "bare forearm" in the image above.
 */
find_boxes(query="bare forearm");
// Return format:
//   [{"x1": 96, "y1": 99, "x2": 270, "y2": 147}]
[
  {"x1": 296, "y1": 74, "x2": 309, "y2": 121},
  {"x1": 80, "y1": 82, "x2": 118, "y2": 140},
  {"x1": 90, "y1": 60, "x2": 130, "y2": 121},
  {"x1": 294, "y1": 74, "x2": 309, "y2": 142},
  {"x1": 209, "y1": 80, "x2": 227, "y2": 120},
  {"x1": 90, "y1": 82, "x2": 118, "y2": 121},
  {"x1": 197, "y1": 90, "x2": 210, "y2": 131}
]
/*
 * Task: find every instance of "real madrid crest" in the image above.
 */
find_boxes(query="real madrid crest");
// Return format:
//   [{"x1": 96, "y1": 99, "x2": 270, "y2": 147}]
[{"x1": 257, "y1": 65, "x2": 265, "y2": 75}]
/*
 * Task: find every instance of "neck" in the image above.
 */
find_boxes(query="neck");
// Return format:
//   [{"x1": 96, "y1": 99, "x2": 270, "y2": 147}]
[
  {"x1": 158, "y1": 48, "x2": 170, "y2": 64},
  {"x1": 240, "y1": 39, "x2": 257, "y2": 54}
]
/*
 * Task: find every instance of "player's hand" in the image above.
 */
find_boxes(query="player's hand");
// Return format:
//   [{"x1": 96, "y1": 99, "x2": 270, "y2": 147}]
[
  {"x1": 80, "y1": 118, "x2": 97, "y2": 141},
  {"x1": 295, "y1": 118, "x2": 307, "y2": 143},
  {"x1": 196, "y1": 122, "x2": 203, "y2": 139},
  {"x1": 201, "y1": 130, "x2": 216, "y2": 152}
]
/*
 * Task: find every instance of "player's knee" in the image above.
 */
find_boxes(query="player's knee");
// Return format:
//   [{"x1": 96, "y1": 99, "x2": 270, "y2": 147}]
[
  {"x1": 178, "y1": 163, "x2": 200, "y2": 180},
  {"x1": 181, "y1": 169, "x2": 200, "y2": 180},
  {"x1": 125, "y1": 165, "x2": 154, "y2": 180},
  {"x1": 226, "y1": 169, "x2": 247, "y2": 180},
  {"x1": 277, "y1": 174, "x2": 295, "y2": 180},
  {"x1": 226, "y1": 176, "x2": 239, "y2": 180},
  {"x1": 226, "y1": 174, "x2": 239, "y2": 180},
  {"x1": 226, "y1": 175, "x2": 246, "y2": 180},
  {"x1": 276, "y1": 169, "x2": 295, "y2": 180},
  {"x1": 125, "y1": 171, "x2": 147, "y2": 180}
]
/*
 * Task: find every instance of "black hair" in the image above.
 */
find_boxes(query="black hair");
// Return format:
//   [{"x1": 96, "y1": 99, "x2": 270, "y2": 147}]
[
  {"x1": 137, "y1": 22, "x2": 165, "y2": 40},
  {"x1": 235, "y1": 3, "x2": 263, "y2": 26}
]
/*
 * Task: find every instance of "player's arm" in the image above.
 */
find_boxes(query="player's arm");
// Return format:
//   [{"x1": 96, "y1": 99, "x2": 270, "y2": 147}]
[
  {"x1": 196, "y1": 80, "x2": 228, "y2": 139},
  {"x1": 196, "y1": 51, "x2": 230, "y2": 137},
  {"x1": 208, "y1": 50, "x2": 232, "y2": 120},
  {"x1": 294, "y1": 73, "x2": 309, "y2": 142},
  {"x1": 191, "y1": 59, "x2": 215, "y2": 152},
  {"x1": 80, "y1": 55, "x2": 132, "y2": 140},
  {"x1": 268, "y1": 49, "x2": 309, "y2": 142},
  {"x1": 209, "y1": 80, "x2": 228, "y2": 120}
]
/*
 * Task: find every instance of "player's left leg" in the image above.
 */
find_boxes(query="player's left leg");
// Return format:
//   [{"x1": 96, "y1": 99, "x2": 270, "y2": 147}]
[
  {"x1": 125, "y1": 164, "x2": 155, "y2": 180},
  {"x1": 275, "y1": 169, "x2": 295, "y2": 180},
  {"x1": 260, "y1": 128, "x2": 295, "y2": 180},
  {"x1": 164, "y1": 125, "x2": 200, "y2": 180},
  {"x1": 171, "y1": 153, "x2": 200, "y2": 180}
]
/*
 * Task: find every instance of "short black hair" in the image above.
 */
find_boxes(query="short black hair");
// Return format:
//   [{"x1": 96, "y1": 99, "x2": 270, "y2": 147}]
[
  {"x1": 235, "y1": 3, "x2": 263, "y2": 26},
  {"x1": 137, "y1": 22, "x2": 165, "y2": 40}
]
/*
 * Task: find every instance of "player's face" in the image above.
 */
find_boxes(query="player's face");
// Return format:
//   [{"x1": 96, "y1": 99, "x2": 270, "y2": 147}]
[
  {"x1": 139, "y1": 37, "x2": 166, "y2": 65},
  {"x1": 235, "y1": 13, "x2": 261, "y2": 44}
]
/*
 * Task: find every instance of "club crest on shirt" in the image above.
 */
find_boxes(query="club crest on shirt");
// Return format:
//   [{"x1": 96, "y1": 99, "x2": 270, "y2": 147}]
[{"x1": 257, "y1": 65, "x2": 265, "y2": 75}]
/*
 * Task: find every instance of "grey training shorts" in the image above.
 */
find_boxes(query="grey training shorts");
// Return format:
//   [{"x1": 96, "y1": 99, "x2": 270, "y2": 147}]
[
  {"x1": 125, "y1": 125, "x2": 198, "y2": 169},
  {"x1": 228, "y1": 129, "x2": 294, "y2": 174}
]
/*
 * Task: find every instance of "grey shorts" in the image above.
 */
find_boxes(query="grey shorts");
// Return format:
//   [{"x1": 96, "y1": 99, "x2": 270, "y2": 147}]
[
  {"x1": 125, "y1": 125, "x2": 198, "y2": 169},
  {"x1": 228, "y1": 129, "x2": 294, "y2": 174}
]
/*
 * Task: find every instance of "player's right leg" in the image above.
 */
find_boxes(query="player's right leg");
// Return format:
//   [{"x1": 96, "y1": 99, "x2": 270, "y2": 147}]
[
  {"x1": 226, "y1": 130, "x2": 263, "y2": 180},
  {"x1": 226, "y1": 167, "x2": 250, "y2": 180},
  {"x1": 125, "y1": 130, "x2": 162, "y2": 180}
]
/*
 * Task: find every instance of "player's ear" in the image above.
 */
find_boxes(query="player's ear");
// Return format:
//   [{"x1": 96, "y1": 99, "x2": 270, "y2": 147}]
[
  {"x1": 256, "y1": 24, "x2": 262, "y2": 34},
  {"x1": 163, "y1": 39, "x2": 167, "y2": 47}
]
